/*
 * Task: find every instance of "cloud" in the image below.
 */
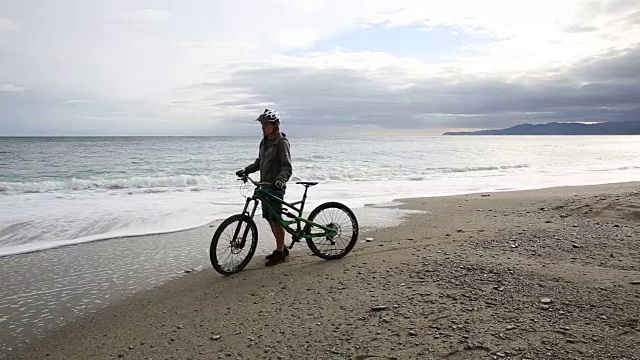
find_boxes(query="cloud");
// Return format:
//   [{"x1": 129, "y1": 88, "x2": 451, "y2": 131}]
[
  {"x1": 1, "y1": 0, "x2": 640, "y2": 135},
  {"x1": 0, "y1": 17, "x2": 18, "y2": 31},
  {"x1": 200, "y1": 42, "x2": 640, "y2": 132},
  {"x1": 273, "y1": 28, "x2": 322, "y2": 49},
  {"x1": 61, "y1": 99, "x2": 94, "y2": 104},
  {"x1": 0, "y1": 83, "x2": 28, "y2": 92},
  {"x1": 105, "y1": 9, "x2": 171, "y2": 29}
]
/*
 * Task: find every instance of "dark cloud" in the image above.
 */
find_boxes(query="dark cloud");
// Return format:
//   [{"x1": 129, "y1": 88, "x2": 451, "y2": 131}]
[
  {"x1": 207, "y1": 43, "x2": 640, "y2": 132},
  {"x1": 571, "y1": 46, "x2": 640, "y2": 81}
]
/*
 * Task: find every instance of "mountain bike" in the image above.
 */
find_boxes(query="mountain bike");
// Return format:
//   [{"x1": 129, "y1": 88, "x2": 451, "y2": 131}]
[{"x1": 209, "y1": 174, "x2": 359, "y2": 275}]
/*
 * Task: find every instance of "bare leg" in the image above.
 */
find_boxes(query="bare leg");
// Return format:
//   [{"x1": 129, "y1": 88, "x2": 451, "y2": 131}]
[{"x1": 269, "y1": 222, "x2": 286, "y2": 251}]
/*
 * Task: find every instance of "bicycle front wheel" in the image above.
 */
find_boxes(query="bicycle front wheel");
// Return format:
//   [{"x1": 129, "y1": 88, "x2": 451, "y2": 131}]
[
  {"x1": 305, "y1": 202, "x2": 359, "y2": 260},
  {"x1": 210, "y1": 214, "x2": 258, "y2": 275}
]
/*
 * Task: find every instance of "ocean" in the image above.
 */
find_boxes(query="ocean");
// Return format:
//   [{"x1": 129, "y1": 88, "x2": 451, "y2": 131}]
[{"x1": 1, "y1": 135, "x2": 640, "y2": 258}]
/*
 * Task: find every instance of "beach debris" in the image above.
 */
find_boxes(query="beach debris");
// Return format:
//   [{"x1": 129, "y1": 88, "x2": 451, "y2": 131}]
[
  {"x1": 210, "y1": 335, "x2": 221, "y2": 341},
  {"x1": 365, "y1": 237, "x2": 374, "y2": 242},
  {"x1": 408, "y1": 330, "x2": 418, "y2": 336},
  {"x1": 572, "y1": 243, "x2": 582, "y2": 248},
  {"x1": 176, "y1": 325, "x2": 184, "y2": 329},
  {"x1": 539, "y1": 305, "x2": 550, "y2": 310},
  {"x1": 371, "y1": 305, "x2": 388, "y2": 312},
  {"x1": 540, "y1": 298, "x2": 552, "y2": 304},
  {"x1": 184, "y1": 269, "x2": 192, "y2": 273},
  {"x1": 630, "y1": 280, "x2": 640, "y2": 285},
  {"x1": 481, "y1": 194, "x2": 491, "y2": 197}
]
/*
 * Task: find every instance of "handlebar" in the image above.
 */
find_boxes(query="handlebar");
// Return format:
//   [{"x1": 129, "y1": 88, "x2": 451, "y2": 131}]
[{"x1": 238, "y1": 174, "x2": 270, "y2": 188}]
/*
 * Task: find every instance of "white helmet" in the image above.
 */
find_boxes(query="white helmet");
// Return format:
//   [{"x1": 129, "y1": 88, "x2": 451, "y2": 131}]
[{"x1": 256, "y1": 108, "x2": 280, "y2": 124}]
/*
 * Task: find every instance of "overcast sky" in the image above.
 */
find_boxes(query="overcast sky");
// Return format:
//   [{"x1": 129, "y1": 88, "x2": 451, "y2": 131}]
[{"x1": 1, "y1": 0, "x2": 639, "y2": 136}]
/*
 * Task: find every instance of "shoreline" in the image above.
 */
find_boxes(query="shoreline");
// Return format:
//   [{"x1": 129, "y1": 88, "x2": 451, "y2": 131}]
[
  {"x1": 0, "y1": 197, "x2": 418, "y2": 355},
  {"x1": 3, "y1": 181, "x2": 640, "y2": 359},
  {"x1": 3, "y1": 179, "x2": 638, "y2": 259}
]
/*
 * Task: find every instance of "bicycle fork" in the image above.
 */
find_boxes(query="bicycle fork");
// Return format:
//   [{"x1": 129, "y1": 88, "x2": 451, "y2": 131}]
[{"x1": 233, "y1": 197, "x2": 259, "y2": 249}]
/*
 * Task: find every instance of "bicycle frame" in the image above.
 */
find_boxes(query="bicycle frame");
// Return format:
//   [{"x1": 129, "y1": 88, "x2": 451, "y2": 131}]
[{"x1": 235, "y1": 175, "x2": 337, "y2": 248}]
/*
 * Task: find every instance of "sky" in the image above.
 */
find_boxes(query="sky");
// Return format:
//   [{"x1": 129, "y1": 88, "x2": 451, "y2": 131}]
[{"x1": 1, "y1": 0, "x2": 640, "y2": 136}]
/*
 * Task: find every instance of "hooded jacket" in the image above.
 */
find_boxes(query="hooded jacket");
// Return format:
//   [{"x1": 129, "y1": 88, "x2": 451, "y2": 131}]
[{"x1": 244, "y1": 132, "x2": 292, "y2": 187}]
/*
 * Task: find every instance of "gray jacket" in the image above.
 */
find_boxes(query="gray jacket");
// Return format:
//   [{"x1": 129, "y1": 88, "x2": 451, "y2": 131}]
[{"x1": 244, "y1": 132, "x2": 292, "y2": 187}]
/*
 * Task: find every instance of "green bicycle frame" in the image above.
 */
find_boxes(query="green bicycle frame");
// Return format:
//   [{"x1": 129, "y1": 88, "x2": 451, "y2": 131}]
[{"x1": 236, "y1": 182, "x2": 337, "y2": 246}]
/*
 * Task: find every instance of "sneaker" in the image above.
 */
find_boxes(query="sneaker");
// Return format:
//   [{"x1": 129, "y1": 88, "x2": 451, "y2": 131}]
[
  {"x1": 265, "y1": 248, "x2": 289, "y2": 260},
  {"x1": 265, "y1": 250, "x2": 288, "y2": 267}
]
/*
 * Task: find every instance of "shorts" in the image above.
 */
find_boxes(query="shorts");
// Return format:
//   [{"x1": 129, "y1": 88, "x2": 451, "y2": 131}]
[{"x1": 260, "y1": 186, "x2": 285, "y2": 223}]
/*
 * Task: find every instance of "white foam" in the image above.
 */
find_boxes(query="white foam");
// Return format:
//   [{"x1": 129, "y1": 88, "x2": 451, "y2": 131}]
[
  {"x1": 0, "y1": 164, "x2": 531, "y2": 194},
  {"x1": 0, "y1": 174, "x2": 220, "y2": 194},
  {"x1": 0, "y1": 189, "x2": 243, "y2": 257},
  {"x1": 3, "y1": 165, "x2": 640, "y2": 258}
]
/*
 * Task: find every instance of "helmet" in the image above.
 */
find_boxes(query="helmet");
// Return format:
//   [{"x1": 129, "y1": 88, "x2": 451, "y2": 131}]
[{"x1": 256, "y1": 108, "x2": 280, "y2": 124}]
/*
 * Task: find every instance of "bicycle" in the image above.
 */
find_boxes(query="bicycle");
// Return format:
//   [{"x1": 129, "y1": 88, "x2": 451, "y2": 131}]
[{"x1": 209, "y1": 174, "x2": 359, "y2": 275}]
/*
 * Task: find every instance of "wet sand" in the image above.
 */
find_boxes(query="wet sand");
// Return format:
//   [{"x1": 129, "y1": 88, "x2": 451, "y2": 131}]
[
  {"x1": 4, "y1": 182, "x2": 640, "y2": 359},
  {"x1": 0, "y1": 204, "x2": 415, "y2": 355}
]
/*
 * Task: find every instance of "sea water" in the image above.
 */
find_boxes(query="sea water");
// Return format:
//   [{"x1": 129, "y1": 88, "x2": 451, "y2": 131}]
[{"x1": 1, "y1": 135, "x2": 640, "y2": 257}]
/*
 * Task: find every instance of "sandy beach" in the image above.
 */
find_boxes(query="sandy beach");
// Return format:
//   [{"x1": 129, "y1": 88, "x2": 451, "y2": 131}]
[{"x1": 4, "y1": 182, "x2": 640, "y2": 360}]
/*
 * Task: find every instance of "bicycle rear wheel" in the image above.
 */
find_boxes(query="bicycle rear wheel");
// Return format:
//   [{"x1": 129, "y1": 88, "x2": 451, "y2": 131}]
[
  {"x1": 210, "y1": 214, "x2": 258, "y2": 275},
  {"x1": 305, "y1": 201, "x2": 359, "y2": 260}
]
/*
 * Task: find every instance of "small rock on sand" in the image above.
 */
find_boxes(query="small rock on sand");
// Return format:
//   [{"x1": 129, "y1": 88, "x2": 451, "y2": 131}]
[
  {"x1": 371, "y1": 305, "x2": 388, "y2": 312},
  {"x1": 540, "y1": 298, "x2": 552, "y2": 304}
]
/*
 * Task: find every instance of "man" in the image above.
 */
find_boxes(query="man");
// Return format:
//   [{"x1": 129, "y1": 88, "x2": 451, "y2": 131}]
[{"x1": 236, "y1": 108, "x2": 292, "y2": 266}]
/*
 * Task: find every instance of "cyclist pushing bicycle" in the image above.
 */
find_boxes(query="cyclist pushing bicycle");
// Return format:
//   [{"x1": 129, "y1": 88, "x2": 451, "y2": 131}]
[{"x1": 235, "y1": 108, "x2": 292, "y2": 266}]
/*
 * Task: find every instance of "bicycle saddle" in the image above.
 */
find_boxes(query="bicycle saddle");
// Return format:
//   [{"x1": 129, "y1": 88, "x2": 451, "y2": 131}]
[{"x1": 296, "y1": 181, "x2": 318, "y2": 187}]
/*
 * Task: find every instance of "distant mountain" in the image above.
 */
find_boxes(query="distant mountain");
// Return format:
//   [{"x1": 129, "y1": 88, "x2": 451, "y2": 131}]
[{"x1": 443, "y1": 121, "x2": 640, "y2": 135}]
